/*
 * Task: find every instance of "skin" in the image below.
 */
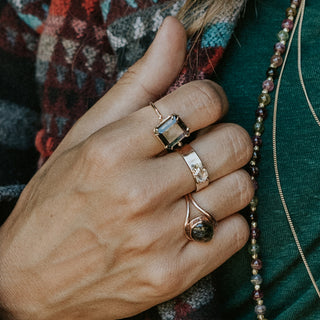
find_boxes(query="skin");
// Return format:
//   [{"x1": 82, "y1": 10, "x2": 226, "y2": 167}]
[{"x1": 0, "y1": 17, "x2": 254, "y2": 320}]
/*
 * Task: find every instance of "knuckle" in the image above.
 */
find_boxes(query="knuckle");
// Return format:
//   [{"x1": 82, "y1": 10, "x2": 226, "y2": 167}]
[
  {"x1": 81, "y1": 135, "x2": 108, "y2": 167},
  {"x1": 223, "y1": 123, "x2": 253, "y2": 166},
  {"x1": 233, "y1": 170, "x2": 255, "y2": 207},
  {"x1": 187, "y1": 80, "x2": 226, "y2": 121},
  {"x1": 123, "y1": 64, "x2": 157, "y2": 98},
  {"x1": 121, "y1": 64, "x2": 139, "y2": 84},
  {"x1": 145, "y1": 262, "x2": 182, "y2": 297},
  {"x1": 81, "y1": 133, "x2": 126, "y2": 170},
  {"x1": 231, "y1": 214, "x2": 250, "y2": 251},
  {"x1": 119, "y1": 185, "x2": 151, "y2": 217}
]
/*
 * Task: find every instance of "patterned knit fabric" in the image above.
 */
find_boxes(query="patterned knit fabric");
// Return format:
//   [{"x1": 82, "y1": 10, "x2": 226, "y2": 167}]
[{"x1": 0, "y1": 0, "x2": 245, "y2": 318}]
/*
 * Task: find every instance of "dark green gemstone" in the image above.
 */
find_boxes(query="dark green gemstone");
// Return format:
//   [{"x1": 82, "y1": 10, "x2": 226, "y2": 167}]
[
  {"x1": 277, "y1": 30, "x2": 289, "y2": 41},
  {"x1": 258, "y1": 93, "x2": 271, "y2": 105},
  {"x1": 248, "y1": 243, "x2": 260, "y2": 255},
  {"x1": 286, "y1": 7, "x2": 297, "y2": 17},
  {"x1": 250, "y1": 196, "x2": 259, "y2": 207},
  {"x1": 266, "y1": 67, "x2": 278, "y2": 79},
  {"x1": 253, "y1": 122, "x2": 264, "y2": 134},
  {"x1": 191, "y1": 221, "x2": 214, "y2": 242}
]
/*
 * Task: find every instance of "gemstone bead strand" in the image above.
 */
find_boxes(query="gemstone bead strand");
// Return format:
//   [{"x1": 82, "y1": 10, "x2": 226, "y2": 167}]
[{"x1": 247, "y1": 1, "x2": 300, "y2": 319}]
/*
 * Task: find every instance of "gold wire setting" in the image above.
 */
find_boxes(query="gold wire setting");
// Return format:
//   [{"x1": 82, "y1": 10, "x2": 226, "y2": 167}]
[
  {"x1": 151, "y1": 102, "x2": 190, "y2": 151},
  {"x1": 184, "y1": 194, "x2": 217, "y2": 243}
]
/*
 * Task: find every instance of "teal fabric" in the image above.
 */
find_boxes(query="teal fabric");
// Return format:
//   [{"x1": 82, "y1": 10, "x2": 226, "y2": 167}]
[
  {"x1": 214, "y1": 0, "x2": 320, "y2": 319},
  {"x1": 202, "y1": 22, "x2": 235, "y2": 48}
]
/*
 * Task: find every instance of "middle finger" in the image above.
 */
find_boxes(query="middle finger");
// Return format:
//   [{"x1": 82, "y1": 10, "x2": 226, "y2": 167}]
[{"x1": 149, "y1": 122, "x2": 253, "y2": 200}]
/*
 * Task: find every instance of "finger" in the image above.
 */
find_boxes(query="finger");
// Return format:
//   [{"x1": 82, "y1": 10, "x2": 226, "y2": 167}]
[
  {"x1": 136, "y1": 214, "x2": 249, "y2": 300},
  {"x1": 93, "y1": 16, "x2": 187, "y2": 121},
  {"x1": 142, "y1": 169, "x2": 252, "y2": 247},
  {"x1": 127, "y1": 168, "x2": 252, "y2": 252},
  {"x1": 175, "y1": 169, "x2": 254, "y2": 223},
  {"x1": 51, "y1": 17, "x2": 187, "y2": 161},
  {"x1": 180, "y1": 214, "x2": 249, "y2": 283},
  {"x1": 89, "y1": 79, "x2": 229, "y2": 161},
  {"x1": 149, "y1": 122, "x2": 253, "y2": 199}
]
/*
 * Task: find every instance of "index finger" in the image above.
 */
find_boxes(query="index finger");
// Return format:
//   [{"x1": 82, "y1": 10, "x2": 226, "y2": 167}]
[{"x1": 90, "y1": 79, "x2": 229, "y2": 160}]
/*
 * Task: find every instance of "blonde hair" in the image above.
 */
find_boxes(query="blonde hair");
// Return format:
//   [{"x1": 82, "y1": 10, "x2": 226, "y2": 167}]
[{"x1": 177, "y1": 0, "x2": 232, "y2": 38}]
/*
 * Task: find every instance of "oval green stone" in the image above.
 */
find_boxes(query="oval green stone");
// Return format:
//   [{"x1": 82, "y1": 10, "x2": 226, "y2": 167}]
[
  {"x1": 258, "y1": 93, "x2": 271, "y2": 105},
  {"x1": 277, "y1": 30, "x2": 289, "y2": 41},
  {"x1": 251, "y1": 274, "x2": 263, "y2": 285},
  {"x1": 250, "y1": 196, "x2": 259, "y2": 207},
  {"x1": 253, "y1": 122, "x2": 264, "y2": 134},
  {"x1": 191, "y1": 221, "x2": 214, "y2": 242}
]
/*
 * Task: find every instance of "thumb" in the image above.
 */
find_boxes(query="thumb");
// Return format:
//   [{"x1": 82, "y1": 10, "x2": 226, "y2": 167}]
[
  {"x1": 95, "y1": 16, "x2": 187, "y2": 120},
  {"x1": 42, "y1": 16, "x2": 187, "y2": 166},
  {"x1": 67, "y1": 16, "x2": 187, "y2": 143}
]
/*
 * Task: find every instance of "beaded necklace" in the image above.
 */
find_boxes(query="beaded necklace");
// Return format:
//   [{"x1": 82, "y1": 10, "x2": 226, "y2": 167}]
[{"x1": 245, "y1": 0, "x2": 319, "y2": 318}]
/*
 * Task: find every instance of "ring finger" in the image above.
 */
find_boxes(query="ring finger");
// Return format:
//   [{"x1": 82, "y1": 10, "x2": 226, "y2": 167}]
[
  {"x1": 182, "y1": 169, "x2": 254, "y2": 222},
  {"x1": 141, "y1": 168, "x2": 252, "y2": 251}
]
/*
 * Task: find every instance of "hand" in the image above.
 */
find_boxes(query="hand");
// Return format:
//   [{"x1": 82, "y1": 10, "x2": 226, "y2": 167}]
[{"x1": 0, "y1": 17, "x2": 253, "y2": 320}]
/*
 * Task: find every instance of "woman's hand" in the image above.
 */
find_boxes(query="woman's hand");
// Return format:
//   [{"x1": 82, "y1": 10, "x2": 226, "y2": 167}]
[{"x1": 0, "y1": 17, "x2": 254, "y2": 320}]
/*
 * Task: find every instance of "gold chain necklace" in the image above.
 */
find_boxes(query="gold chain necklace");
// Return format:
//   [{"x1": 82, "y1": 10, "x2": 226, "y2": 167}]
[
  {"x1": 297, "y1": 0, "x2": 320, "y2": 125},
  {"x1": 273, "y1": 0, "x2": 320, "y2": 298}
]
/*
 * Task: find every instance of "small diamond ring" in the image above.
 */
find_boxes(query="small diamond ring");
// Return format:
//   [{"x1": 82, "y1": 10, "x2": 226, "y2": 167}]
[{"x1": 178, "y1": 144, "x2": 209, "y2": 192}]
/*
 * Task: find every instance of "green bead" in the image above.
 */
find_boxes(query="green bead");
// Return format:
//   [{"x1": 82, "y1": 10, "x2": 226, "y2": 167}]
[
  {"x1": 258, "y1": 93, "x2": 271, "y2": 105},
  {"x1": 277, "y1": 30, "x2": 289, "y2": 41},
  {"x1": 248, "y1": 243, "x2": 260, "y2": 255},
  {"x1": 286, "y1": 7, "x2": 297, "y2": 17},
  {"x1": 251, "y1": 274, "x2": 263, "y2": 285},
  {"x1": 253, "y1": 122, "x2": 264, "y2": 134},
  {"x1": 250, "y1": 196, "x2": 259, "y2": 207}
]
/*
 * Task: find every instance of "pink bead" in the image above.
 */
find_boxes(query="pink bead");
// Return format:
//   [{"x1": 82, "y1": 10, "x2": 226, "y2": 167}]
[
  {"x1": 256, "y1": 107, "x2": 268, "y2": 119},
  {"x1": 252, "y1": 179, "x2": 258, "y2": 190},
  {"x1": 270, "y1": 54, "x2": 283, "y2": 67},
  {"x1": 252, "y1": 290, "x2": 264, "y2": 300},
  {"x1": 262, "y1": 79, "x2": 274, "y2": 92},
  {"x1": 251, "y1": 227, "x2": 260, "y2": 239},
  {"x1": 291, "y1": 0, "x2": 300, "y2": 7},
  {"x1": 251, "y1": 259, "x2": 263, "y2": 270},
  {"x1": 252, "y1": 136, "x2": 262, "y2": 147},
  {"x1": 282, "y1": 19, "x2": 294, "y2": 30},
  {"x1": 274, "y1": 42, "x2": 286, "y2": 54}
]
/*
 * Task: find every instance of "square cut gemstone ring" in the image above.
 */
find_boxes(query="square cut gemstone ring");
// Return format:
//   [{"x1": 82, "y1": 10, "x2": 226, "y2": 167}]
[{"x1": 154, "y1": 114, "x2": 190, "y2": 150}]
